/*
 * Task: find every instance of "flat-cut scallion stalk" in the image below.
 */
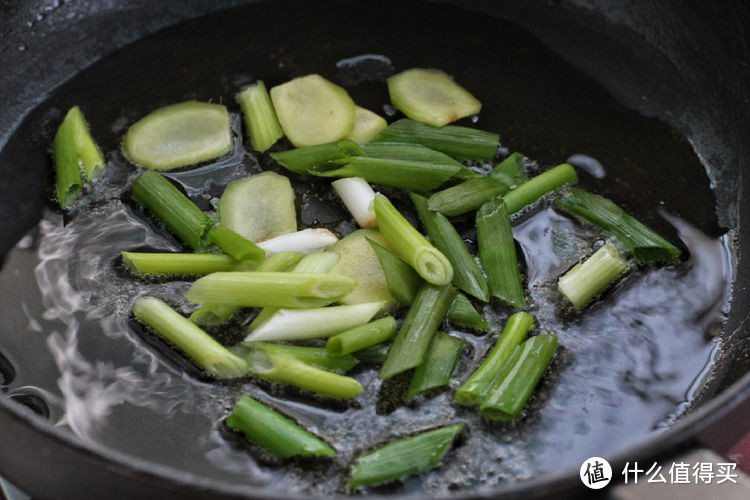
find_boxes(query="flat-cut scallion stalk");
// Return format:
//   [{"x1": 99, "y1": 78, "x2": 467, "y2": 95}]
[
  {"x1": 332, "y1": 177, "x2": 377, "y2": 228},
  {"x1": 189, "y1": 251, "x2": 303, "y2": 326},
  {"x1": 131, "y1": 169, "x2": 211, "y2": 251},
  {"x1": 454, "y1": 311, "x2": 533, "y2": 406},
  {"x1": 446, "y1": 293, "x2": 489, "y2": 332},
  {"x1": 249, "y1": 250, "x2": 341, "y2": 331},
  {"x1": 326, "y1": 316, "x2": 397, "y2": 355},
  {"x1": 367, "y1": 239, "x2": 423, "y2": 305},
  {"x1": 411, "y1": 193, "x2": 489, "y2": 301},
  {"x1": 205, "y1": 223, "x2": 265, "y2": 263},
  {"x1": 319, "y1": 156, "x2": 460, "y2": 193},
  {"x1": 379, "y1": 283, "x2": 456, "y2": 380},
  {"x1": 373, "y1": 193, "x2": 453, "y2": 286},
  {"x1": 372, "y1": 118, "x2": 498, "y2": 161},
  {"x1": 349, "y1": 423, "x2": 464, "y2": 489},
  {"x1": 270, "y1": 139, "x2": 363, "y2": 174},
  {"x1": 480, "y1": 334, "x2": 557, "y2": 420},
  {"x1": 555, "y1": 187, "x2": 681, "y2": 263},
  {"x1": 236, "y1": 80, "x2": 284, "y2": 152},
  {"x1": 502, "y1": 162, "x2": 577, "y2": 214},
  {"x1": 256, "y1": 228, "x2": 339, "y2": 255},
  {"x1": 132, "y1": 296, "x2": 247, "y2": 378},
  {"x1": 227, "y1": 395, "x2": 335, "y2": 457},
  {"x1": 477, "y1": 198, "x2": 525, "y2": 308},
  {"x1": 235, "y1": 343, "x2": 363, "y2": 398},
  {"x1": 406, "y1": 332, "x2": 464, "y2": 400},
  {"x1": 53, "y1": 106, "x2": 104, "y2": 207},
  {"x1": 185, "y1": 272, "x2": 355, "y2": 308},
  {"x1": 245, "y1": 301, "x2": 386, "y2": 342},
  {"x1": 121, "y1": 251, "x2": 242, "y2": 277},
  {"x1": 558, "y1": 243, "x2": 629, "y2": 308},
  {"x1": 427, "y1": 152, "x2": 527, "y2": 216},
  {"x1": 231, "y1": 341, "x2": 358, "y2": 373}
]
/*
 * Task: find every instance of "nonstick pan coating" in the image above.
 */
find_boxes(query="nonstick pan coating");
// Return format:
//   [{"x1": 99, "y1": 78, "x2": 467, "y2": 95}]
[{"x1": 0, "y1": 0, "x2": 749, "y2": 498}]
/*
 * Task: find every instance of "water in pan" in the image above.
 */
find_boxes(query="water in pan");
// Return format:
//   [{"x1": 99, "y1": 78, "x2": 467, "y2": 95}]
[{"x1": 0, "y1": 0, "x2": 733, "y2": 495}]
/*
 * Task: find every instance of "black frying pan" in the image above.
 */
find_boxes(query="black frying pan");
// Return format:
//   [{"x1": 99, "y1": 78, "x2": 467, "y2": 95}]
[{"x1": 1, "y1": 0, "x2": 749, "y2": 498}]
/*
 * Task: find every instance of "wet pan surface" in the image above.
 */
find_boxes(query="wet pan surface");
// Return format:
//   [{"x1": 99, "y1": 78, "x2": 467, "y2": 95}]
[{"x1": 0, "y1": 0, "x2": 735, "y2": 496}]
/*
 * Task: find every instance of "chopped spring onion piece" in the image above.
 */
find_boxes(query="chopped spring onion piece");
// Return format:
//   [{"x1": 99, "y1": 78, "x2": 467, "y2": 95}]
[
  {"x1": 245, "y1": 301, "x2": 386, "y2": 342},
  {"x1": 388, "y1": 68, "x2": 481, "y2": 127},
  {"x1": 270, "y1": 74, "x2": 356, "y2": 147},
  {"x1": 227, "y1": 395, "x2": 336, "y2": 457},
  {"x1": 189, "y1": 251, "x2": 303, "y2": 326},
  {"x1": 502, "y1": 162, "x2": 578, "y2": 214},
  {"x1": 373, "y1": 193, "x2": 453, "y2": 286},
  {"x1": 205, "y1": 224, "x2": 265, "y2": 263},
  {"x1": 240, "y1": 344, "x2": 363, "y2": 398},
  {"x1": 319, "y1": 156, "x2": 459, "y2": 193},
  {"x1": 121, "y1": 251, "x2": 245, "y2": 277},
  {"x1": 361, "y1": 142, "x2": 465, "y2": 169},
  {"x1": 253, "y1": 250, "x2": 304, "y2": 272},
  {"x1": 328, "y1": 229, "x2": 394, "y2": 306},
  {"x1": 556, "y1": 187, "x2": 681, "y2": 263},
  {"x1": 371, "y1": 118, "x2": 499, "y2": 161},
  {"x1": 131, "y1": 170, "x2": 211, "y2": 251},
  {"x1": 367, "y1": 239, "x2": 423, "y2": 306},
  {"x1": 235, "y1": 80, "x2": 284, "y2": 151},
  {"x1": 123, "y1": 101, "x2": 232, "y2": 170},
  {"x1": 270, "y1": 139, "x2": 363, "y2": 175},
  {"x1": 249, "y1": 250, "x2": 341, "y2": 331},
  {"x1": 53, "y1": 108, "x2": 83, "y2": 208},
  {"x1": 53, "y1": 106, "x2": 104, "y2": 206},
  {"x1": 256, "y1": 228, "x2": 339, "y2": 255},
  {"x1": 558, "y1": 244, "x2": 629, "y2": 308},
  {"x1": 428, "y1": 177, "x2": 509, "y2": 216},
  {"x1": 217, "y1": 171, "x2": 297, "y2": 243},
  {"x1": 477, "y1": 198, "x2": 525, "y2": 308},
  {"x1": 332, "y1": 177, "x2": 377, "y2": 228},
  {"x1": 353, "y1": 343, "x2": 392, "y2": 363},
  {"x1": 427, "y1": 152, "x2": 527, "y2": 216},
  {"x1": 406, "y1": 332, "x2": 464, "y2": 400},
  {"x1": 346, "y1": 106, "x2": 387, "y2": 143},
  {"x1": 232, "y1": 342, "x2": 358, "y2": 373},
  {"x1": 185, "y1": 272, "x2": 356, "y2": 308},
  {"x1": 454, "y1": 311, "x2": 533, "y2": 406},
  {"x1": 132, "y1": 296, "x2": 247, "y2": 378},
  {"x1": 188, "y1": 304, "x2": 242, "y2": 327},
  {"x1": 326, "y1": 316, "x2": 398, "y2": 355},
  {"x1": 480, "y1": 334, "x2": 557, "y2": 420},
  {"x1": 349, "y1": 423, "x2": 464, "y2": 489},
  {"x1": 446, "y1": 293, "x2": 489, "y2": 332},
  {"x1": 411, "y1": 193, "x2": 489, "y2": 302},
  {"x1": 379, "y1": 283, "x2": 456, "y2": 380}
]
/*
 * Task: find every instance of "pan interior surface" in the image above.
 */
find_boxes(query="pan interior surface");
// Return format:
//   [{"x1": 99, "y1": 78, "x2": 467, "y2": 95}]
[{"x1": 0, "y1": 0, "x2": 738, "y2": 496}]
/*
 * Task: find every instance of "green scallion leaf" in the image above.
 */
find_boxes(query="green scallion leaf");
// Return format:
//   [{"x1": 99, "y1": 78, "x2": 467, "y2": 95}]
[
  {"x1": 227, "y1": 395, "x2": 336, "y2": 457},
  {"x1": 555, "y1": 187, "x2": 680, "y2": 263},
  {"x1": 349, "y1": 423, "x2": 464, "y2": 489},
  {"x1": 406, "y1": 332, "x2": 464, "y2": 400}
]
